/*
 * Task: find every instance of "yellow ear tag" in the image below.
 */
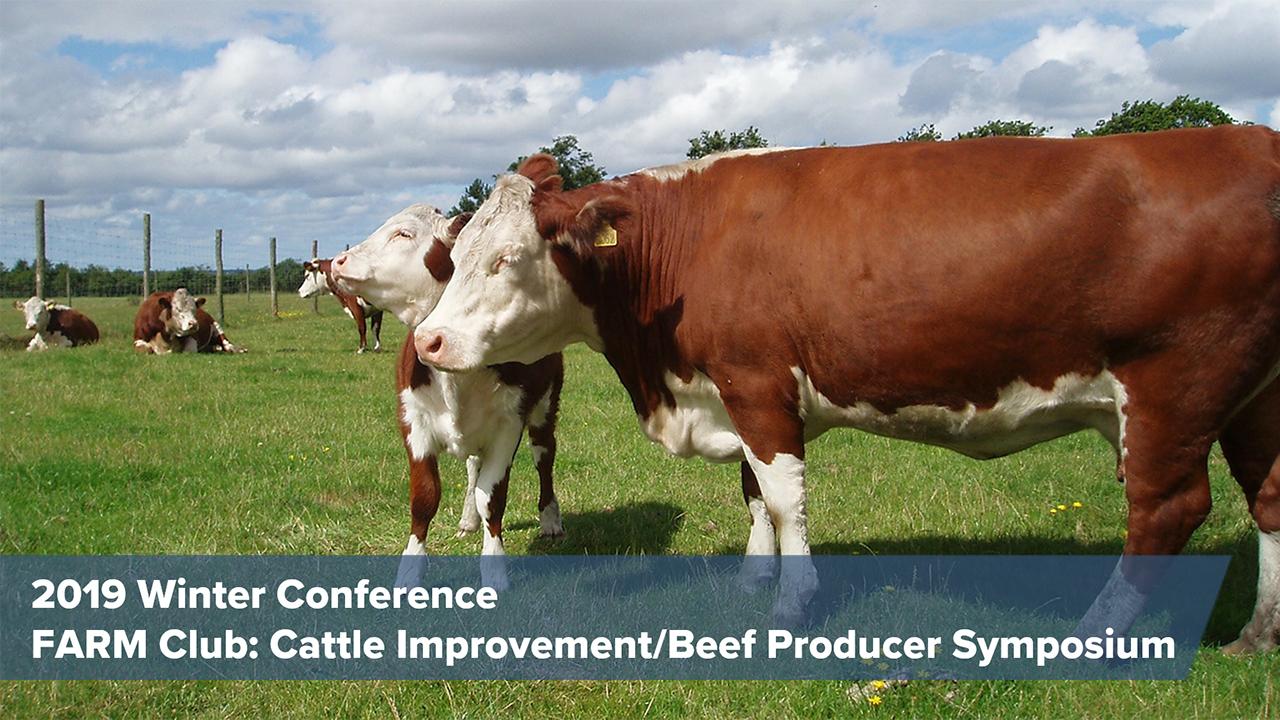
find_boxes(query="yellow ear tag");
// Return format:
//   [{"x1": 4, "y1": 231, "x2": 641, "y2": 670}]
[{"x1": 594, "y1": 223, "x2": 618, "y2": 247}]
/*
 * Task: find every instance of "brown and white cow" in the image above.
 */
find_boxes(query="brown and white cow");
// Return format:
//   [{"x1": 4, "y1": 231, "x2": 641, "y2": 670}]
[
  {"x1": 299, "y1": 258, "x2": 385, "y2": 353},
  {"x1": 330, "y1": 204, "x2": 564, "y2": 588},
  {"x1": 14, "y1": 296, "x2": 99, "y2": 351},
  {"x1": 416, "y1": 125, "x2": 1280, "y2": 651},
  {"x1": 133, "y1": 289, "x2": 243, "y2": 354}
]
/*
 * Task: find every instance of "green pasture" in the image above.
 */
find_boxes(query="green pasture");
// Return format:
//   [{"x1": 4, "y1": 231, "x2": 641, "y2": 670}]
[{"x1": 0, "y1": 295, "x2": 1275, "y2": 718}]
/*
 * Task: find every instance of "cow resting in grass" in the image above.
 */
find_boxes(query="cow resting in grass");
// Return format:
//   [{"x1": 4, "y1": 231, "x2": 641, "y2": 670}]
[
  {"x1": 13, "y1": 297, "x2": 99, "y2": 351},
  {"x1": 299, "y1": 259, "x2": 385, "y2": 353},
  {"x1": 416, "y1": 125, "x2": 1280, "y2": 652},
  {"x1": 331, "y1": 204, "x2": 564, "y2": 588},
  {"x1": 133, "y1": 289, "x2": 243, "y2": 354}
]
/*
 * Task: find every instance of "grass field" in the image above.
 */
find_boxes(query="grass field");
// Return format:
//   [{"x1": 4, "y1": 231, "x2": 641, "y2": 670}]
[{"x1": 1, "y1": 294, "x2": 1276, "y2": 718}]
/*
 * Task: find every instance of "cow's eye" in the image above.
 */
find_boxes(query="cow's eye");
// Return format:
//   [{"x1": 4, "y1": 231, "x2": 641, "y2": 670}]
[{"x1": 395, "y1": 228, "x2": 415, "y2": 239}]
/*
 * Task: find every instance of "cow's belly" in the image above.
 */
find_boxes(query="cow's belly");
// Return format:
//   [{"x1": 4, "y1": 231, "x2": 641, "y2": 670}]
[
  {"x1": 640, "y1": 369, "x2": 1126, "y2": 463},
  {"x1": 400, "y1": 369, "x2": 525, "y2": 460},
  {"x1": 795, "y1": 368, "x2": 1125, "y2": 459}
]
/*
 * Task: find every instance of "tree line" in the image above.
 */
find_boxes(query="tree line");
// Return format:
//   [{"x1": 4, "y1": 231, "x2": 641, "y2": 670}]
[{"x1": 2, "y1": 95, "x2": 1241, "y2": 299}]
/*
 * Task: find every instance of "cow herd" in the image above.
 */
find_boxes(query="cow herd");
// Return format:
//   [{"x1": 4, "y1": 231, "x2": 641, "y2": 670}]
[{"x1": 8, "y1": 125, "x2": 1280, "y2": 653}]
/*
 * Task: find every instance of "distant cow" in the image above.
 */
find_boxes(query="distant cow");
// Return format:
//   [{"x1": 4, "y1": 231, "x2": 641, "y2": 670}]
[
  {"x1": 418, "y1": 126, "x2": 1280, "y2": 651},
  {"x1": 331, "y1": 204, "x2": 564, "y2": 589},
  {"x1": 299, "y1": 259, "x2": 384, "y2": 353},
  {"x1": 133, "y1": 289, "x2": 243, "y2": 354},
  {"x1": 13, "y1": 297, "x2": 99, "y2": 351}
]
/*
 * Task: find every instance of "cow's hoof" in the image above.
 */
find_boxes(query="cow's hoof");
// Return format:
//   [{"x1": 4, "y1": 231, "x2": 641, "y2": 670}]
[
  {"x1": 769, "y1": 601, "x2": 807, "y2": 629},
  {"x1": 356, "y1": 348, "x2": 367, "y2": 355},
  {"x1": 456, "y1": 524, "x2": 479, "y2": 538},
  {"x1": 538, "y1": 529, "x2": 566, "y2": 539},
  {"x1": 1222, "y1": 634, "x2": 1275, "y2": 655},
  {"x1": 736, "y1": 557, "x2": 776, "y2": 594}
]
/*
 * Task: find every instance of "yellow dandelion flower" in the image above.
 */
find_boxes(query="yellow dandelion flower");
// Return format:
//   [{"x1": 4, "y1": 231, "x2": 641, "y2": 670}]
[
  {"x1": 877, "y1": 662, "x2": 889, "y2": 671},
  {"x1": 1072, "y1": 501, "x2": 1083, "y2": 508},
  {"x1": 871, "y1": 680, "x2": 886, "y2": 689},
  {"x1": 868, "y1": 696, "x2": 883, "y2": 706},
  {"x1": 1049, "y1": 508, "x2": 1058, "y2": 514},
  {"x1": 1057, "y1": 504, "x2": 1067, "y2": 511},
  {"x1": 288, "y1": 454, "x2": 295, "y2": 461},
  {"x1": 323, "y1": 447, "x2": 331, "y2": 453}
]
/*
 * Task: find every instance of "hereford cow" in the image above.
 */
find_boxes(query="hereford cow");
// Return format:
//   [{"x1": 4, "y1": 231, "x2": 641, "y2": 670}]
[
  {"x1": 330, "y1": 204, "x2": 564, "y2": 588},
  {"x1": 13, "y1": 297, "x2": 99, "y2": 351},
  {"x1": 416, "y1": 125, "x2": 1280, "y2": 652},
  {"x1": 299, "y1": 259, "x2": 384, "y2": 353},
  {"x1": 133, "y1": 289, "x2": 243, "y2": 354}
]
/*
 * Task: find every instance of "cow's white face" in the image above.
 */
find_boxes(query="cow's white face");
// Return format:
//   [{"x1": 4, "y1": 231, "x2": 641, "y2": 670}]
[
  {"x1": 331, "y1": 204, "x2": 457, "y2": 326},
  {"x1": 297, "y1": 263, "x2": 329, "y2": 298},
  {"x1": 15, "y1": 296, "x2": 48, "y2": 331},
  {"x1": 163, "y1": 289, "x2": 202, "y2": 337},
  {"x1": 415, "y1": 175, "x2": 590, "y2": 371}
]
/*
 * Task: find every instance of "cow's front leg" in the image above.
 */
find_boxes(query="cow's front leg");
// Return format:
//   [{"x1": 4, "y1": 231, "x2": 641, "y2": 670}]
[
  {"x1": 472, "y1": 427, "x2": 522, "y2": 590},
  {"x1": 395, "y1": 453, "x2": 442, "y2": 588},
  {"x1": 26, "y1": 333, "x2": 47, "y2": 352},
  {"x1": 718, "y1": 376, "x2": 816, "y2": 624},
  {"x1": 352, "y1": 304, "x2": 368, "y2": 354},
  {"x1": 738, "y1": 461, "x2": 777, "y2": 593},
  {"x1": 457, "y1": 455, "x2": 483, "y2": 537}
]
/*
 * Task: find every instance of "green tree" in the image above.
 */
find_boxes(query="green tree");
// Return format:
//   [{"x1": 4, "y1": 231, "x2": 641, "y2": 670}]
[
  {"x1": 896, "y1": 123, "x2": 941, "y2": 142},
  {"x1": 509, "y1": 135, "x2": 606, "y2": 191},
  {"x1": 954, "y1": 119, "x2": 1050, "y2": 140},
  {"x1": 686, "y1": 126, "x2": 770, "y2": 159},
  {"x1": 1074, "y1": 95, "x2": 1235, "y2": 137},
  {"x1": 449, "y1": 178, "x2": 493, "y2": 216}
]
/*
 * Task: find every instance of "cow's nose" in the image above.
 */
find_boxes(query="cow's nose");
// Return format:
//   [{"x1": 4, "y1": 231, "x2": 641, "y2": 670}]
[{"x1": 415, "y1": 330, "x2": 446, "y2": 364}]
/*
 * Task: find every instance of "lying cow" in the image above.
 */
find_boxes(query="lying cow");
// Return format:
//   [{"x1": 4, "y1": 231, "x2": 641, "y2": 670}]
[
  {"x1": 330, "y1": 204, "x2": 564, "y2": 587},
  {"x1": 133, "y1": 288, "x2": 243, "y2": 354},
  {"x1": 416, "y1": 125, "x2": 1280, "y2": 651},
  {"x1": 13, "y1": 297, "x2": 99, "y2": 351},
  {"x1": 299, "y1": 259, "x2": 385, "y2": 353}
]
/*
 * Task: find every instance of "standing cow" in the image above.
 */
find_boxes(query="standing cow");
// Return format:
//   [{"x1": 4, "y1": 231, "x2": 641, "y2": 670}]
[
  {"x1": 415, "y1": 126, "x2": 1280, "y2": 652},
  {"x1": 13, "y1": 297, "x2": 99, "y2": 351},
  {"x1": 330, "y1": 204, "x2": 564, "y2": 588},
  {"x1": 298, "y1": 259, "x2": 384, "y2": 353},
  {"x1": 133, "y1": 289, "x2": 243, "y2": 354}
]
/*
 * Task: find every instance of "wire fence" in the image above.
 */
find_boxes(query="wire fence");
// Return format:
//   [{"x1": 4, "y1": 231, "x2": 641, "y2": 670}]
[{"x1": 0, "y1": 202, "x2": 319, "y2": 310}]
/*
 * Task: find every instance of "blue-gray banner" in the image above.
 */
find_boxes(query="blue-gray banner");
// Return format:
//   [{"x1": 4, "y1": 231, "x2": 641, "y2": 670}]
[{"x1": 0, "y1": 555, "x2": 1226, "y2": 680}]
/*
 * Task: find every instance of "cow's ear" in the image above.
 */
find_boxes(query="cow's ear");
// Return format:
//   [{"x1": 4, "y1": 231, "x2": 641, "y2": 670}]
[
  {"x1": 565, "y1": 195, "x2": 633, "y2": 255},
  {"x1": 12, "y1": 300, "x2": 21, "y2": 310},
  {"x1": 303, "y1": 261, "x2": 313, "y2": 272},
  {"x1": 446, "y1": 212, "x2": 473, "y2": 242},
  {"x1": 517, "y1": 153, "x2": 562, "y2": 193},
  {"x1": 158, "y1": 297, "x2": 171, "y2": 311},
  {"x1": 196, "y1": 297, "x2": 207, "y2": 308}
]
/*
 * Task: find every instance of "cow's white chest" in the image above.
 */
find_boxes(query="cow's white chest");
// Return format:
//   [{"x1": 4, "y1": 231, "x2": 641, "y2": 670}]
[
  {"x1": 641, "y1": 373, "x2": 744, "y2": 462},
  {"x1": 400, "y1": 369, "x2": 524, "y2": 460},
  {"x1": 794, "y1": 368, "x2": 1126, "y2": 459},
  {"x1": 639, "y1": 368, "x2": 1127, "y2": 463}
]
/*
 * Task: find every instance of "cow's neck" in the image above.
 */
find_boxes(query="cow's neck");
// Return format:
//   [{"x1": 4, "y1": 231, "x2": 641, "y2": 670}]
[{"x1": 573, "y1": 191, "x2": 701, "y2": 421}]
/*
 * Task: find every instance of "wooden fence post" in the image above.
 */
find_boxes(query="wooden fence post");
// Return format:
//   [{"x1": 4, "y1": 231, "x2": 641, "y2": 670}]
[
  {"x1": 34, "y1": 199, "x2": 45, "y2": 298},
  {"x1": 64, "y1": 266, "x2": 71, "y2": 305},
  {"x1": 311, "y1": 239, "x2": 319, "y2": 314},
  {"x1": 142, "y1": 212, "x2": 151, "y2": 297},
  {"x1": 214, "y1": 229, "x2": 225, "y2": 324},
  {"x1": 269, "y1": 236, "x2": 278, "y2": 318},
  {"x1": 245, "y1": 263, "x2": 251, "y2": 301}
]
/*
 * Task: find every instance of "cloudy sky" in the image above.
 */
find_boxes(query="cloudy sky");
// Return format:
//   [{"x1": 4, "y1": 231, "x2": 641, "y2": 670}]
[{"x1": 1, "y1": 0, "x2": 1278, "y2": 269}]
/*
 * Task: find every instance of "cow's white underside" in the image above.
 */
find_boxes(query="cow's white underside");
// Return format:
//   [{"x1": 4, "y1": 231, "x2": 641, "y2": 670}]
[
  {"x1": 400, "y1": 369, "x2": 525, "y2": 461},
  {"x1": 641, "y1": 368, "x2": 1128, "y2": 462}
]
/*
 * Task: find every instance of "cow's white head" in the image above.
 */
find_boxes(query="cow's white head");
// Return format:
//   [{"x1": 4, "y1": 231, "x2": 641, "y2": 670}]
[
  {"x1": 161, "y1": 288, "x2": 203, "y2": 337},
  {"x1": 330, "y1": 204, "x2": 470, "y2": 327},
  {"x1": 15, "y1": 296, "x2": 49, "y2": 331},
  {"x1": 416, "y1": 154, "x2": 609, "y2": 371},
  {"x1": 298, "y1": 260, "x2": 331, "y2": 298}
]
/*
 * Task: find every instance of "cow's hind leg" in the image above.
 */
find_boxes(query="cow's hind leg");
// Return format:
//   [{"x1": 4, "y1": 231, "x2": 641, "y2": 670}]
[
  {"x1": 1077, "y1": 391, "x2": 1214, "y2": 638},
  {"x1": 527, "y1": 372, "x2": 564, "y2": 538},
  {"x1": 395, "y1": 453, "x2": 442, "y2": 589},
  {"x1": 370, "y1": 311, "x2": 383, "y2": 352},
  {"x1": 352, "y1": 305, "x2": 368, "y2": 353},
  {"x1": 1221, "y1": 378, "x2": 1280, "y2": 654}
]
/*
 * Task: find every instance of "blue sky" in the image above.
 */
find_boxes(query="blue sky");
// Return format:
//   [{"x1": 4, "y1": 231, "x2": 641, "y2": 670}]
[{"x1": 2, "y1": 0, "x2": 1278, "y2": 271}]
